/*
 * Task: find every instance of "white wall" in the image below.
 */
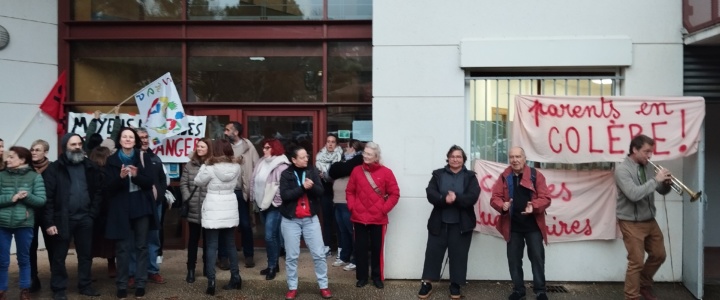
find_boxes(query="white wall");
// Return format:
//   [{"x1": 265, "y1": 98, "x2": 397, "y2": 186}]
[
  {"x1": 374, "y1": 0, "x2": 685, "y2": 281},
  {"x1": 0, "y1": 0, "x2": 59, "y2": 251}
]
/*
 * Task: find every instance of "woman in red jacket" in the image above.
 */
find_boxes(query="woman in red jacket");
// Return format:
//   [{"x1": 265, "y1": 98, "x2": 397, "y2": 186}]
[{"x1": 345, "y1": 142, "x2": 400, "y2": 289}]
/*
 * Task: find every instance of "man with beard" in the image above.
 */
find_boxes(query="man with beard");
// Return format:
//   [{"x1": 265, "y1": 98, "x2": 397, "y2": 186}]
[
  {"x1": 43, "y1": 133, "x2": 103, "y2": 300},
  {"x1": 217, "y1": 121, "x2": 259, "y2": 268}
]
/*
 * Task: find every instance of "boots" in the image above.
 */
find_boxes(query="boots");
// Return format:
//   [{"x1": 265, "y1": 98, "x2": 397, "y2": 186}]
[
  {"x1": 222, "y1": 274, "x2": 242, "y2": 290},
  {"x1": 29, "y1": 276, "x2": 40, "y2": 293},
  {"x1": 205, "y1": 279, "x2": 216, "y2": 295},
  {"x1": 108, "y1": 258, "x2": 117, "y2": 278},
  {"x1": 20, "y1": 289, "x2": 30, "y2": 300},
  {"x1": 186, "y1": 269, "x2": 195, "y2": 283}
]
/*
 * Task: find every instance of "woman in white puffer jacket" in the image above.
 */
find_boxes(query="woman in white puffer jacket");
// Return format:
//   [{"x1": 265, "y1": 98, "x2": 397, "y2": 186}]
[{"x1": 194, "y1": 139, "x2": 242, "y2": 296}]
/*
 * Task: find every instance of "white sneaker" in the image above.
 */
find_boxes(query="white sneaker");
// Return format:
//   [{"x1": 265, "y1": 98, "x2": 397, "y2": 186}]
[
  {"x1": 156, "y1": 256, "x2": 163, "y2": 264},
  {"x1": 343, "y1": 263, "x2": 356, "y2": 271},
  {"x1": 332, "y1": 258, "x2": 346, "y2": 267}
]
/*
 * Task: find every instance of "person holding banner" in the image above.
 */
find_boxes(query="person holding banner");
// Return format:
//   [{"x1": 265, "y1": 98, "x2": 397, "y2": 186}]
[
  {"x1": 104, "y1": 128, "x2": 157, "y2": 299},
  {"x1": 615, "y1": 134, "x2": 672, "y2": 300},
  {"x1": 418, "y1": 145, "x2": 480, "y2": 299},
  {"x1": 490, "y1": 147, "x2": 551, "y2": 300}
]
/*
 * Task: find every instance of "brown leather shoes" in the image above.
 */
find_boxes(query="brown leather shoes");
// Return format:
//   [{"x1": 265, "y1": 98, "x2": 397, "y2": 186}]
[{"x1": 639, "y1": 286, "x2": 658, "y2": 300}]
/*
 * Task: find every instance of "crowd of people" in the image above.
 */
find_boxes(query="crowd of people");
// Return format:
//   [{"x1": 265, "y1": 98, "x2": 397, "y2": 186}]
[{"x1": 0, "y1": 113, "x2": 671, "y2": 300}]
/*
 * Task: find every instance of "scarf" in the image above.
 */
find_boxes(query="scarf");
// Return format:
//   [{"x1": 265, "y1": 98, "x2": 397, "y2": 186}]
[
  {"x1": 118, "y1": 148, "x2": 136, "y2": 166},
  {"x1": 316, "y1": 146, "x2": 342, "y2": 180},
  {"x1": 32, "y1": 157, "x2": 50, "y2": 174}
]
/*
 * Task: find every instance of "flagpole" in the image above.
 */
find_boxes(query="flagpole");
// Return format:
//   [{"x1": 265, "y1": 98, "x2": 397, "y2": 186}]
[
  {"x1": 106, "y1": 94, "x2": 135, "y2": 114},
  {"x1": 11, "y1": 110, "x2": 41, "y2": 146}
]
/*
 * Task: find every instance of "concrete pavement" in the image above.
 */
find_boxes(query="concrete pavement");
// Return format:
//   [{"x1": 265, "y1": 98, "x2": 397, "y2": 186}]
[{"x1": 5, "y1": 249, "x2": 715, "y2": 299}]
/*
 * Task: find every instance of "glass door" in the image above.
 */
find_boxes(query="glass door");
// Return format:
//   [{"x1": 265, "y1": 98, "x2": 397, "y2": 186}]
[{"x1": 186, "y1": 108, "x2": 319, "y2": 248}]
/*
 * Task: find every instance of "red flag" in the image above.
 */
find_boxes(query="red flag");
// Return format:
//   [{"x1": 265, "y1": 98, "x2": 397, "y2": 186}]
[{"x1": 39, "y1": 70, "x2": 67, "y2": 134}]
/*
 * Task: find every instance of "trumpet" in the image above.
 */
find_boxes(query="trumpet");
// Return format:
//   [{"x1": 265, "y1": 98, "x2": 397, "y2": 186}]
[{"x1": 647, "y1": 160, "x2": 702, "y2": 202}]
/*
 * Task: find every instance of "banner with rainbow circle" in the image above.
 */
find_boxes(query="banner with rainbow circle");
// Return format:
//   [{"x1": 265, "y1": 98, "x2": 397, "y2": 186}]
[{"x1": 133, "y1": 72, "x2": 188, "y2": 149}]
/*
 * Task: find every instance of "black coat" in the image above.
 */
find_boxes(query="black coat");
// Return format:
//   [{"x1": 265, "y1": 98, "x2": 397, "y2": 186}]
[
  {"x1": 425, "y1": 166, "x2": 481, "y2": 235},
  {"x1": 103, "y1": 150, "x2": 157, "y2": 240},
  {"x1": 328, "y1": 154, "x2": 363, "y2": 180},
  {"x1": 42, "y1": 156, "x2": 103, "y2": 240},
  {"x1": 279, "y1": 166, "x2": 324, "y2": 220},
  {"x1": 145, "y1": 150, "x2": 168, "y2": 205}
]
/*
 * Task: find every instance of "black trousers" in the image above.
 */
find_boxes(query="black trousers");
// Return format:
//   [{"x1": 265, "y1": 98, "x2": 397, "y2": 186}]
[
  {"x1": 30, "y1": 214, "x2": 52, "y2": 280},
  {"x1": 49, "y1": 215, "x2": 94, "y2": 293},
  {"x1": 186, "y1": 221, "x2": 206, "y2": 270},
  {"x1": 353, "y1": 223, "x2": 384, "y2": 281},
  {"x1": 421, "y1": 223, "x2": 472, "y2": 285}
]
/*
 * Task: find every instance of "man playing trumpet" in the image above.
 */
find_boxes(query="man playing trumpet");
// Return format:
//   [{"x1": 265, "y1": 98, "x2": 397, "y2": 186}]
[{"x1": 615, "y1": 134, "x2": 672, "y2": 300}]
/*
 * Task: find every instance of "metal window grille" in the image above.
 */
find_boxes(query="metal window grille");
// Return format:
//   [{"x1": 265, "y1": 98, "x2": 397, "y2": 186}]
[{"x1": 467, "y1": 76, "x2": 622, "y2": 170}]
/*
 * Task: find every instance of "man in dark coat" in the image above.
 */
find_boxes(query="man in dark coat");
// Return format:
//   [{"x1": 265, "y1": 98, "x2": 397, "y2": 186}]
[{"x1": 43, "y1": 133, "x2": 103, "y2": 300}]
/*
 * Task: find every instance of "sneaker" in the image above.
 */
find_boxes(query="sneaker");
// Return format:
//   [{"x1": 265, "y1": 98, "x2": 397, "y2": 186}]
[
  {"x1": 320, "y1": 288, "x2": 333, "y2": 299},
  {"x1": 508, "y1": 291, "x2": 526, "y2": 300},
  {"x1": 343, "y1": 263, "x2": 357, "y2": 271},
  {"x1": 418, "y1": 281, "x2": 432, "y2": 299},
  {"x1": 324, "y1": 246, "x2": 332, "y2": 257},
  {"x1": 332, "y1": 258, "x2": 347, "y2": 267},
  {"x1": 536, "y1": 292, "x2": 549, "y2": 300},
  {"x1": 285, "y1": 290, "x2": 298, "y2": 300},
  {"x1": 134, "y1": 287, "x2": 145, "y2": 299},
  {"x1": 156, "y1": 256, "x2": 163, "y2": 264},
  {"x1": 449, "y1": 282, "x2": 461, "y2": 299},
  {"x1": 148, "y1": 273, "x2": 166, "y2": 284}
]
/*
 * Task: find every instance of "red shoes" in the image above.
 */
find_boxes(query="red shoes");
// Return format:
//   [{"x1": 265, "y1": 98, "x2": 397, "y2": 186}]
[
  {"x1": 320, "y1": 288, "x2": 333, "y2": 299},
  {"x1": 285, "y1": 290, "x2": 298, "y2": 300}
]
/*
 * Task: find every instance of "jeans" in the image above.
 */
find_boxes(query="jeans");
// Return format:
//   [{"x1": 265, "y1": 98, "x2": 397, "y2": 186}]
[
  {"x1": 0, "y1": 227, "x2": 33, "y2": 290},
  {"x1": 508, "y1": 230, "x2": 545, "y2": 294},
  {"x1": 116, "y1": 216, "x2": 150, "y2": 290},
  {"x1": 262, "y1": 207, "x2": 282, "y2": 269},
  {"x1": 130, "y1": 203, "x2": 162, "y2": 276},
  {"x1": 205, "y1": 227, "x2": 239, "y2": 280},
  {"x1": 49, "y1": 215, "x2": 94, "y2": 292},
  {"x1": 334, "y1": 204, "x2": 354, "y2": 263},
  {"x1": 220, "y1": 191, "x2": 254, "y2": 260},
  {"x1": 186, "y1": 222, "x2": 206, "y2": 270},
  {"x1": 281, "y1": 216, "x2": 328, "y2": 290}
]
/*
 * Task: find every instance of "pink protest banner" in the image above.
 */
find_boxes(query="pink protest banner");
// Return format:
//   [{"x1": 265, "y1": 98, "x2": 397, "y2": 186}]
[
  {"x1": 512, "y1": 96, "x2": 705, "y2": 163},
  {"x1": 474, "y1": 159, "x2": 618, "y2": 243}
]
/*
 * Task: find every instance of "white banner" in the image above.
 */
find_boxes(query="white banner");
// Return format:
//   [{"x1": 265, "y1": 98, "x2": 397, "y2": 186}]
[
  {"x1": 474, "y1": 159, "x2": 618, "y2": 243},
  {"x1": 512, "y1": 96, "x2": 705, "y2": 163},
  {"x1": 68, "y1": 112, "x2": 206, "y2": 163},
  {"x1": 133, "y1": 73, "x2": 188, "y2": 149}
]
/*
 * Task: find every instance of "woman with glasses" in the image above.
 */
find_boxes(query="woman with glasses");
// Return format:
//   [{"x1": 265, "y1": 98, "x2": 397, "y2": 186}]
[
  {"x1": 28, "y1": 139, "x2": 51, "y2": 293},
  {"x1": 279, "y1": 144, "x2": 332, "y2": 300},
  {"x1": 249, "y1": 139, "x2": 289, "y2": 280},
  {"x1": 346, "y1": 142, "x2": 400, "y2": 289}
]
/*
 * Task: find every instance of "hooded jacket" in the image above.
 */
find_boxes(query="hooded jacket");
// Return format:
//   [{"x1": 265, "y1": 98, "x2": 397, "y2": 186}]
[
  {"x1": 43, "y1": 133, "x2": 103, "y2": 239},
  {"x1": 346, "y1": 162, "x2": 400, "y2": 225},
  {"x1": 194, "y1": 160, "x2": 242, "y2": 229},
  {"x1": 490, "y1": 165, "x2": 551, "y2": 244}
]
